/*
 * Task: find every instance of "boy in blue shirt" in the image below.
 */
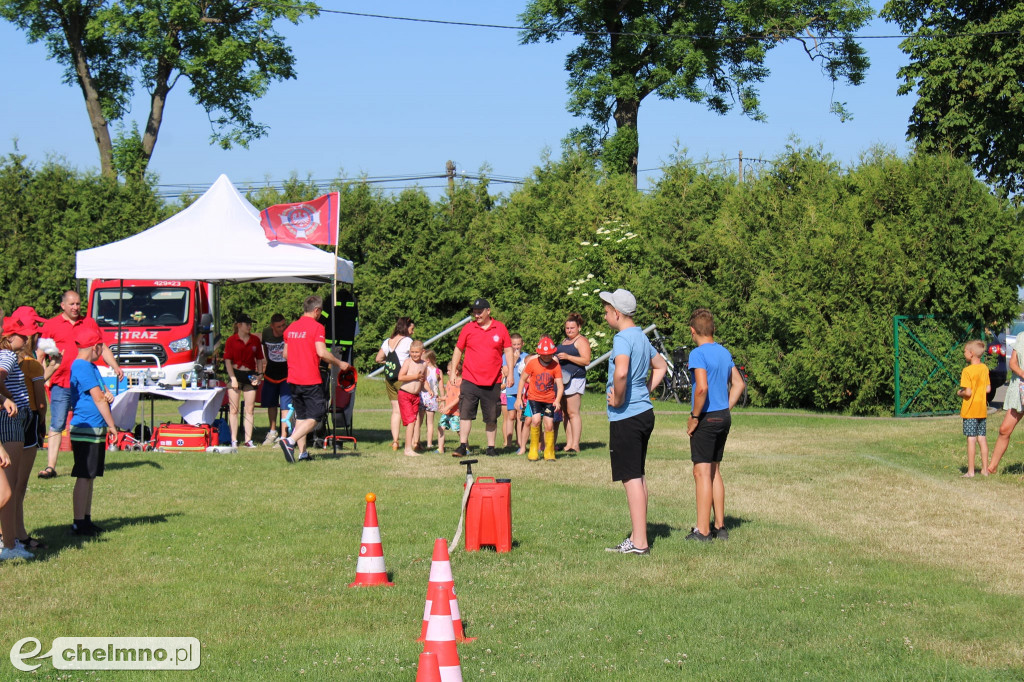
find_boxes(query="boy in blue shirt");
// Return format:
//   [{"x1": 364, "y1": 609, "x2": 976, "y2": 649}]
[
  {"x1": 69, "y1": 325, "x2": 118, "y2": 537},
  {"x1": 686, "y1": 308, "x2": 745, "y2": 541},
  {"x1": 600, "y1": 289, "x2": 667, "y2": 555}
]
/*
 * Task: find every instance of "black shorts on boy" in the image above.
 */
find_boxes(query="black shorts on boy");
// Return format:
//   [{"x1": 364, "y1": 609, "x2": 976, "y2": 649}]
[
  {"x1": 689, "y1": 409, "x2": 731, "y2": 463},
  {"x1": 608, "y1": 408, "x2": 655, "y2": 481},
  {"x1": 70, "y1": 426, "x2": 106, "y2": 478},
  {"x1": 528, "y1": 400, "x2": 556, "y2": 419}
]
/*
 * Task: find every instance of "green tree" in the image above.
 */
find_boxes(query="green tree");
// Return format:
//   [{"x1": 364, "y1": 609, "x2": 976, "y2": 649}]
[
  {"x1": 519, "y1": 0, "x2": 872, "y2": 185},
  {"x1": 0, "y1": 0, "x2": 317, "y2": 180},
  {"x1": 881, "y1": 1, "x2": 1024, "y2": 197}
]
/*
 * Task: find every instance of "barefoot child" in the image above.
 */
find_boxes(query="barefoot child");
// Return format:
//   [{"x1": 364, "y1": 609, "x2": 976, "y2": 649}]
[
  {"x1": 516, "y1": 337, "x2": 564, "y2": 461},
  {"x1": 957, "y1": 339, "x2": 991, "y2": 477},
  {"x1": 503, "y1": 334, "x2": 524, "y2": 449},
  {"x1": 438, "y1": 366, "x2": 461, "y2": 456},
  {"x1": 418, "y1": 349, "x2": 441, "y2": 451},
  {"x1": 397, "y1": 340, "x2": 428, "y2": 456}
]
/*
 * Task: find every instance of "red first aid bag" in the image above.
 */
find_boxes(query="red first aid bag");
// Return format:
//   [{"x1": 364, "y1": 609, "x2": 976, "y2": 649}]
[{"x1": 154, "y1": 423, "x2": 212, "y2": 452}]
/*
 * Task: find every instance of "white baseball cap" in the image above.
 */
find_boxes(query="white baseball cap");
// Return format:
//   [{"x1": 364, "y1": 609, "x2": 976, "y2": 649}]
[{"x1": 599, "y1": 289, "x2": 637, "y2": 316}]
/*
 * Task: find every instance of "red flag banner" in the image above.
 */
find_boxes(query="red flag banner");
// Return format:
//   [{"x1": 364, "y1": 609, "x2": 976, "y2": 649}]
[{"x1": 260, "y1": 193, "x2": 339, "y2": 245}]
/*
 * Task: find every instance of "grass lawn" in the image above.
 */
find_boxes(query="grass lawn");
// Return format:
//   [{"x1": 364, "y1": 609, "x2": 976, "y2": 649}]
[{"x1": 2, "y1": 380, "x2": 1023, "y2": 680}]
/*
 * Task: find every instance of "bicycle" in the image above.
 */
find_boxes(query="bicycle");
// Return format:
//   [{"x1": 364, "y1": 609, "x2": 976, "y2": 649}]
[{"x1": 648, "y1": 328, "x2": 692, "y2": 404}]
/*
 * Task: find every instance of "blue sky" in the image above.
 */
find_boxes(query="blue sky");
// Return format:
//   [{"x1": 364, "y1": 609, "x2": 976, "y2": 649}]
[{"x1": 0, "y1": 1, "x2": 914, "y2": 198}]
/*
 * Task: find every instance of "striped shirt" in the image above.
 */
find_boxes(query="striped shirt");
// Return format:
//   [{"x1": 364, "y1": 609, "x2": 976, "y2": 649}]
[{"x1": 0, "y1": 349, "x2": 30, "y2": 410}]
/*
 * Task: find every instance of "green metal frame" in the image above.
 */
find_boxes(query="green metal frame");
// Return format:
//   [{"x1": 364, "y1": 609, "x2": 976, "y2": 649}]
[{"x1": 894, "y1": 315, "x2": 977, "y2": 417}]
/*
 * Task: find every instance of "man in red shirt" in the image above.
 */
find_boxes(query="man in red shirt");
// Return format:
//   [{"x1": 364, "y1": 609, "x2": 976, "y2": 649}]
[
  {"x1": 279, "y1": 295, "x2": 351, "y2": 463},
  {"x1": 37, "y1": 290, "x2": 122, "y2": 479},
  {"x1": 448, "y1": 298, "x2": 513, "y2": 457}
]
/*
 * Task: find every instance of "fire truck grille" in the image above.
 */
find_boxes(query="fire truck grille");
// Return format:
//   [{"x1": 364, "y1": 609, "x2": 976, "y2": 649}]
[{"x1": 110, "y1": 344, "x2": 168, "y2": 366}]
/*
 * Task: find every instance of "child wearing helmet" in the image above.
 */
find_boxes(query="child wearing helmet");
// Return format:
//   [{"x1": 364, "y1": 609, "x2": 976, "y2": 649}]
[{"x1": 515, "y1": 337, "x2": 564, "y2": 461}]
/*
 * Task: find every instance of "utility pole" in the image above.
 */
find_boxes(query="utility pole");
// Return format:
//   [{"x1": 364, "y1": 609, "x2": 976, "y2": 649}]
[
  {"x1": 446, "y1": 160, "x2": 456, "y2": 197},
  {"x1": 738, "y1": 150, "x2": 744, "y2": 183}
]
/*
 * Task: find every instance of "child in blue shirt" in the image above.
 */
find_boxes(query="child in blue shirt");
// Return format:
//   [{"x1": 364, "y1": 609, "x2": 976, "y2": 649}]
[
  {"x1": 686, "y1": 308, "x2": 745, "y2": 542},
  {"x1": 69, "y1": 325, "x2": 118, "y2": 537}
]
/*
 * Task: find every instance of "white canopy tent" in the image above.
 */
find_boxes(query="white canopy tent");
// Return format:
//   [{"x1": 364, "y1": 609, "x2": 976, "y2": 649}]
[{"x1": 76, "y1": 174, "x2": 354, "y2": 284}]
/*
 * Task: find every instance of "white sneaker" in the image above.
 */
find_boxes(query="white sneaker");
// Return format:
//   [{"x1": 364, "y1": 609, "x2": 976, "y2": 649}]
[
  {"x1": 0, "y1": 545, "x2": 33, "y2": 560},
  {"x1": 263, "y1": 430, "x2": 278, "y2": 446}
]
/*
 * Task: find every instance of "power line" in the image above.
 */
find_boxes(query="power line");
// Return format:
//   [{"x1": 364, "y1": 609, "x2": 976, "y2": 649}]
[{"x1": 252, "y1": 2, "x2": 1024, "y2": 43}]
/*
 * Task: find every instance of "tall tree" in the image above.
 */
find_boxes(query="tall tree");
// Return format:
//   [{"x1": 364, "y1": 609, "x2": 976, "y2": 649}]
[
  {"x1": 881, "y1": 1, "x2": 1024, "y2": 198},
  {"x1": 0, "y1": 0, "x2": 317, "y2": 180},
  {"x1": 519, "y1": 0, "x2": 872, "y2": 186}
]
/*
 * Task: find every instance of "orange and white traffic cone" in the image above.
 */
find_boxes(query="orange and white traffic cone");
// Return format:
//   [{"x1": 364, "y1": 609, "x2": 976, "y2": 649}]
[
  {"x1": 418, "y1": 538, "x2": 476, "y2": 642},
  {"x1": 348, "y1": 493, "x2": 395, "y2": 587},
  {"x1": 415, "y1": 650, "x2": 442, "y2": 682},
  {"x1": 422, "y1": 581, "x2": 463, "y2": 682}
]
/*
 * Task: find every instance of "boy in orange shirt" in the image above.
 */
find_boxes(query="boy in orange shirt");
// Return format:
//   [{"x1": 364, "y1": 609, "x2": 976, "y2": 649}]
[
  {"x1": 956, "y1": 339, "x2": 991, "y2": 477},
  {"x1": 515, "y1": 337, "x2": 564, "y2": 461}
]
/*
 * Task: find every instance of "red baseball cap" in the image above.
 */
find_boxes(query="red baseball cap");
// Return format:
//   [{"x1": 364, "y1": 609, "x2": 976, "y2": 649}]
[
  {"x1": 2, "y1": 317, "x2": 33, "y2": 338},
  {"x1": 11, "y1": 306, "x2": 46, "y2": 328},
  {"x1": 75, "y1": 325, "x2": 103, "y2": 348},
  {"x1": 536, "y1": 336, "x2": 557, "y2": 355}
]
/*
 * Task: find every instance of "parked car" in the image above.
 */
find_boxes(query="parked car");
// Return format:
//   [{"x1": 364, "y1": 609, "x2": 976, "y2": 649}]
[{"x1": 990, "y1": 317, "x2": 1024, "y2": 387}]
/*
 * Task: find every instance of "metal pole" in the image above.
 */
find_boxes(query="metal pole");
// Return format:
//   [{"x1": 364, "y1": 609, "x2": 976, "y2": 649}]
[{"x1": 366, "y1": 316, "x2": 471, "y2": 378}]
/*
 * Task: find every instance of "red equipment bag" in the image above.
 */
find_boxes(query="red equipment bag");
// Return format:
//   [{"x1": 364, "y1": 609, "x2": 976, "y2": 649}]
[{"x1": 154, "y1": 422, "x2": 212, "y2": 452}]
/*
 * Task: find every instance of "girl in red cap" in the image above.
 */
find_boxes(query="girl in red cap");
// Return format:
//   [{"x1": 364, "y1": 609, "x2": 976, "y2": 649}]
[
  {"x1": 515, "y1": 337, "x2": 564, "y2": 461},
  {"x1": 0, "y1": 317, "x2": 35, "y2": 559}
]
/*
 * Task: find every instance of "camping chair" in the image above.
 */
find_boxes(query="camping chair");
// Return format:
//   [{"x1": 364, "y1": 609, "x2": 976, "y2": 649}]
[{"x1": 324, "y1": 366, "x2": 358, "y2": 448}]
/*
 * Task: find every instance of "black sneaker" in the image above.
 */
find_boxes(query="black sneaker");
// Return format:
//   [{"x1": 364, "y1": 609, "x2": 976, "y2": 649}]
[
  {"x1": 685, "y1": 528, "x2": 714, "y2": 542},
  {"x1": 70, "y1": 523, "x2": 99, "y2": 537},
  {"x1": 454, "y1": 443, "x2": 468, "y2": 457},
  {"x1": 712, "y1": 526, "x2": 729, "y2": 541},
  {"x1": 605, "y1": 537, "x2": 650, "y2": 554},
  {"x1": 485, "y1": 446, "x2": 498, "y2": 457},
  {"x1": 279, "y1": 438, "x2": 296, "y2": 463}
]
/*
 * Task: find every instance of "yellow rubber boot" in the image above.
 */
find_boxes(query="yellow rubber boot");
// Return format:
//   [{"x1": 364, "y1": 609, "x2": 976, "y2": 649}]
[
  {"x1": 528, "y1": 426, "x2": 540, "y2": 460},
  {"x1": 544, "y1": 430, "x2": 556, "y2": 460}
]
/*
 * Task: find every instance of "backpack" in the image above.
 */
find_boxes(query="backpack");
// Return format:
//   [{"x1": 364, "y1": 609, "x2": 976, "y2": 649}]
[{"x1": 383, "y1": 338, "x2": 401, "y2": 382}]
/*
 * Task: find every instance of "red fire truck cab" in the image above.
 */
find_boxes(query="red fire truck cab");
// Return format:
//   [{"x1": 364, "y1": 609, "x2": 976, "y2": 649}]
[{"x1": 87, "y1": 279, "x2": 217, "y2": 386}]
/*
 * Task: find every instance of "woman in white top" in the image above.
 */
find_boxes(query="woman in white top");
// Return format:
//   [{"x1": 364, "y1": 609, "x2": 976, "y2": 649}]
[
  {"x1": 989, "y1": 334, "x2": 1024, "y2": 473},
  {"x1": 374, "y1": 317, "x2": 415, "y2": 450}
]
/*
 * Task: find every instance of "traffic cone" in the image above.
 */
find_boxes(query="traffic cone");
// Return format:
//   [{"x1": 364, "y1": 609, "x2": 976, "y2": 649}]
[
  {"x1": 422, "y1": 581, "x2": 463, "y2": 682},
  {"x1": 415, "y1": 650, "x2": 442, "y2": 682},
  {"x1": 418, "y1": 538, "x2": 476, "y2": 643},
  {"x1": 348, "y1": 493, "x2": 395, "y2": 587}
]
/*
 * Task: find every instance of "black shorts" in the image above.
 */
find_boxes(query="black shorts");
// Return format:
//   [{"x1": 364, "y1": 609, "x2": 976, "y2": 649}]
[
  {"x1": 23, "y1": 410, "x2": 42, "y2": 448},
  {"x1": 528, "y1": 400, "x2": 556, "y2": 419},
  {"x1": 231, "y1": 369, "x2": 257, "y2": 390},
  {"x1": 70, "y1": 426, "x2": 106, "y2": 478},
  {"x1": 608, "y1": 409, "x2": 655, "y2": 482},
  {"x1": 290, "y1": 383, "x2": 326, "y2": 422},
  {"x1": 690, "y1": 409, "x2": 731, "y2": 463},
  {"x1": 459, "y1": 381, "x2": 501, "y2": 427}
]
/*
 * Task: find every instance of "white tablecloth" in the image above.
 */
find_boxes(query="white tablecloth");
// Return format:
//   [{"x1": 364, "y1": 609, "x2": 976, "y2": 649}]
[{"x1": 110, "y1": 387, "x2": 226, "y2": 431}]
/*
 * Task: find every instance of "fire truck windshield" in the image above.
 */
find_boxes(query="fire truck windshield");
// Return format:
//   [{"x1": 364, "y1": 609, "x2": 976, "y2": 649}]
[{"x1": 92, "y1": 287, "x2": 191, "y2": 327}]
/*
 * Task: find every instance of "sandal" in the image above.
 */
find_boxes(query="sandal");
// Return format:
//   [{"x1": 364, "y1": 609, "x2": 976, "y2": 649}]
[
  {"x1": 38, "y1": 466, "x2": 57, "y2": 479},
  {"x1": 19, "y1": 536, "x2": 47, "y2": 550},
  {"x1": 391, "y1": 441, "x2": 399, "y2": 451}
]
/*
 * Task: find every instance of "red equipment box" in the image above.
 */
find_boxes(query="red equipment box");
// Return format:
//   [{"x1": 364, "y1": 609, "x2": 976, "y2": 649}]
[
  {"x1": 465, "y1": 477, "x2": 512, "y2": 553},
  {"x1": 154, "y1": 423, "x2": 213, "y2": 452}
]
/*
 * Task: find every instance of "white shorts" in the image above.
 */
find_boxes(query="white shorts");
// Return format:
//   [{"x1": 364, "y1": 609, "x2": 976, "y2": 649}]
[{"x1": 563, "y1": 376, "x2": 586, "y2": 396}]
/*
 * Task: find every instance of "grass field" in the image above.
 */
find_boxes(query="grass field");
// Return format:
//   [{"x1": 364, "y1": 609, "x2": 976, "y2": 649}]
[{"x1": 2, "y1": 380, "x2": 1023, "y2": 680}]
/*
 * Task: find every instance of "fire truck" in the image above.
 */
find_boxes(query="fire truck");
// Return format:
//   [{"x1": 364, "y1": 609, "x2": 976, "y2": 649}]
[{"x1": 86, "y1": 279, "x2": 217, "y2": 386}]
